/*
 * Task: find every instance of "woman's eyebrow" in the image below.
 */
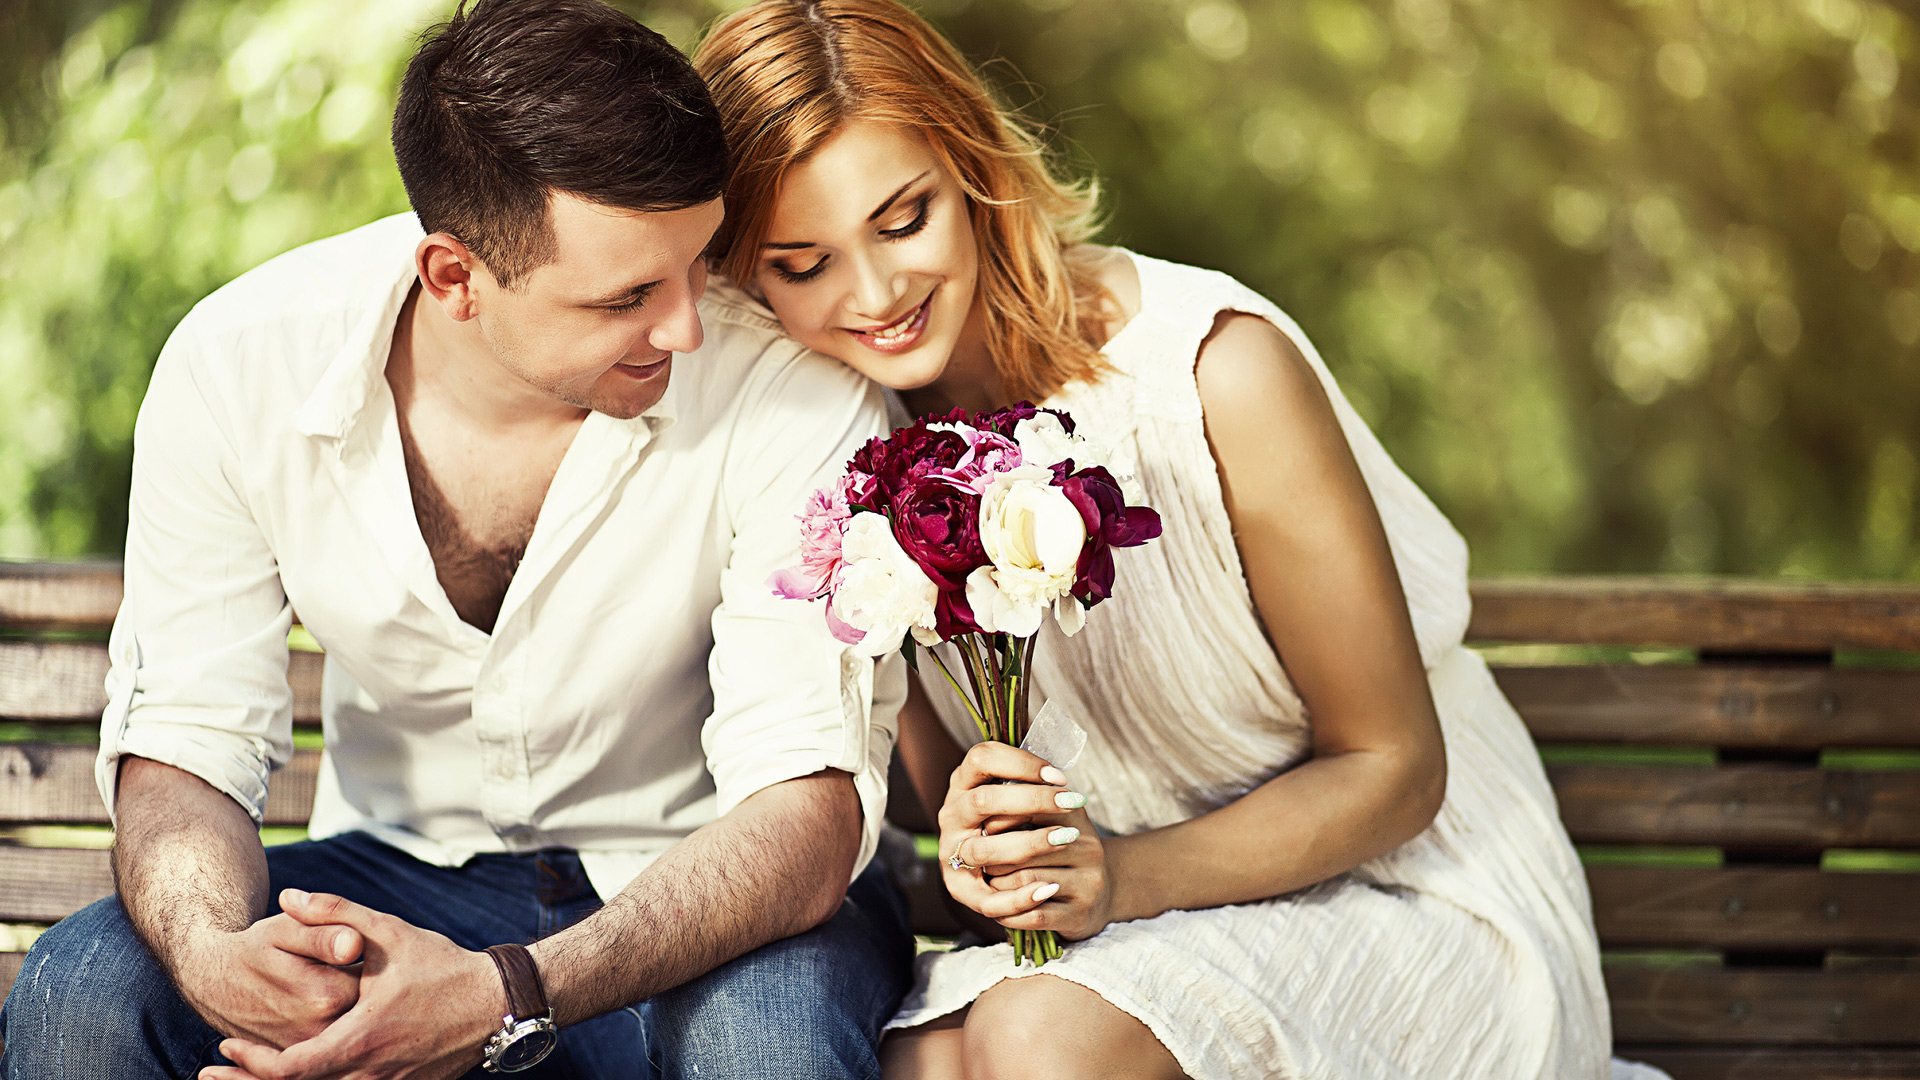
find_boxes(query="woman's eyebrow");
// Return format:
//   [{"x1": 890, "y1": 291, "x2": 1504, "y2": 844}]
[
  {"x1": 762, "y1": 171, "x2": 934, "y2": 251},
  {"x1": 867, "y1": 172, "x2": 931, "y2": 222}
]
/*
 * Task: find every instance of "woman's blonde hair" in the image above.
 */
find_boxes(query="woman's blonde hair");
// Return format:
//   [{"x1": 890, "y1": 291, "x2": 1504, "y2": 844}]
[{"x1": 694, "y1": 0, "x2": 1114, "y2": 403}]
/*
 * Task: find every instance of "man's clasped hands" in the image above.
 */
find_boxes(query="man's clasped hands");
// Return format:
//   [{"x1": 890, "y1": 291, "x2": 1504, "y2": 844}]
[{"x1": 187, "y1": 890, "x2": 503, "y2": 1080}]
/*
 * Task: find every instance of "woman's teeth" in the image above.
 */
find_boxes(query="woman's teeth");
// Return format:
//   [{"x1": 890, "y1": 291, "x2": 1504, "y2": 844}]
[{"x1": 858, "y1": 297, "x2": 930, "y2": 348}]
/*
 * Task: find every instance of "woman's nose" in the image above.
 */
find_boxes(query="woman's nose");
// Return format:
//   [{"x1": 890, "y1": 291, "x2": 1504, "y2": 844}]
[{"x1": 845, "y1": 251, "x2": 901, "y2": 321}]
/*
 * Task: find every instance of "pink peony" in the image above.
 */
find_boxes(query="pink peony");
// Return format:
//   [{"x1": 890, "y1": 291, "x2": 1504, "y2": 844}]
[{"x1": 768, "y1": 484, "x2": 851, "y2": 601}]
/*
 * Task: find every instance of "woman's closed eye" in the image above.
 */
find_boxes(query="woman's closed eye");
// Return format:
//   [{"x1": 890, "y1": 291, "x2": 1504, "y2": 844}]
[
  {"x1": 772, "y1": 255, "x2": 829, "y2": 284},
  {"x1": 879, "y1": 192, "x2": 933, "y2": 241}
]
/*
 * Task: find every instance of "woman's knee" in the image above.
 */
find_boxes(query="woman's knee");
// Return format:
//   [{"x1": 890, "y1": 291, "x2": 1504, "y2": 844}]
[{"x1": 962, "y1": 976, "x2": 1183, "y2": 1080}]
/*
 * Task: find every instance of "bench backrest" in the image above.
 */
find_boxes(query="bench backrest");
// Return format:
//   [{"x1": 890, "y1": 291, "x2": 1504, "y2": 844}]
[{"x1": 3, "y1": 564, "x2": 1918, "y2": 1077}]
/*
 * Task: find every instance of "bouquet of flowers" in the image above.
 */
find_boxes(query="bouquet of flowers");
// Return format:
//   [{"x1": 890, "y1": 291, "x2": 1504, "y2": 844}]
[{"x1": 770, "y1": 402, "x2": 1162, "y2": 966}]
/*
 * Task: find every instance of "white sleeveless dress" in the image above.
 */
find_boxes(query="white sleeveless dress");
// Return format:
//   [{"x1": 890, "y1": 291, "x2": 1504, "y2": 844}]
[{"x1": 887, "y1": 252, "x2": 1664, "y2": 1080}]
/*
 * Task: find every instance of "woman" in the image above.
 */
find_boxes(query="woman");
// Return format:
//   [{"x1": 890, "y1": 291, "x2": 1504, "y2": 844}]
[{"x1": 693, "y1": 4, "x2": 1637, "y2": 1078}]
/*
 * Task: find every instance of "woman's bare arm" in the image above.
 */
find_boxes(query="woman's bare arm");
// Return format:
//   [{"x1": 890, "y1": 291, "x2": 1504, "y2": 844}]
[{"x1": 1096, "y1": 312, "x2": 1447, "y2": 923}]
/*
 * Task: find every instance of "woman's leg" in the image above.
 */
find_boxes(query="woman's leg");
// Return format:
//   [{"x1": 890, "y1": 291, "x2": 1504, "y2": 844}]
[
  {"x1": 879, "y1": 1009, "x2": 967, "y2": 1080},
  {"x1": 888, "y1": 974, "x2": 1188, "y2": 1080}
]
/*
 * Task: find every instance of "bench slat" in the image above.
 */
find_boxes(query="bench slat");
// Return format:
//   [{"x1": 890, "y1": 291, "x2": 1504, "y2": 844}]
[
  {"x1": 12, "y1": 752, "x2": 1920, "y2": 850},
  {"x1": 1498, "y1": 666, "x2": 1920, "y2": 749},
  {"x1": 0, "y1": 745, "x2": 319, "y2": 827},
  {"x1": 0, "y1": 562, "x2": 123, "y2": 631},
  {"x1": 0, "y1": 846, "x2": 112, "y2": 923},
  {"x1": 1589, "y1": 867, "x2": 1920, "y2": 949},
  {"x1": 1619, "y1": 1047, "x2": 1920, "y2": 1078},
  {"x1": 0, "y1": 643, "x2": 324, "y2": 725},
  {"x1": 1469, "y1": 577, "x2": 1920, "y2": 652},
  {"x1": 1552, "y1": 765, "x2": 1920, "y2": 850},
  {"x1": 15, "y1": 565, "x2": 1920, "y2": 651},
  {"x1": 1606, "y1": 966, "x2": 1920, "y2": 1044}
]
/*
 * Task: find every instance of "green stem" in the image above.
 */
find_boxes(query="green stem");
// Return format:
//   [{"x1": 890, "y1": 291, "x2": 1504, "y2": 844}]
[{"x1": 926, "y1": 645, "x2": 989, "y2": 741}]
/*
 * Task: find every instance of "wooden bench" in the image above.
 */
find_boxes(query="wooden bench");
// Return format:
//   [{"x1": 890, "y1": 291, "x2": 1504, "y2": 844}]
[{"x1": 3, "y1": 561, "x2": 1917, "y2": 1076}]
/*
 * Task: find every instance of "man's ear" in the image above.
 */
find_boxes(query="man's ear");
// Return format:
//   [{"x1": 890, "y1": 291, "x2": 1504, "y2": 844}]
[{"x1": 415, "y1": 233, "x2": 488, "y2": 322}]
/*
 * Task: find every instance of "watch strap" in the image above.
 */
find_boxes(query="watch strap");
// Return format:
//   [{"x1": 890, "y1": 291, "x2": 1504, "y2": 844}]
[{"x1": 484, "y1": 943, "x2": 550, "y2": 1023}]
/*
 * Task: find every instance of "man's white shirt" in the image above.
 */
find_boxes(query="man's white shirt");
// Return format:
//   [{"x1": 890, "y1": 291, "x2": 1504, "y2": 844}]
[{"x1": 97, "y1": 213, "x2": 903, "y2": 900}]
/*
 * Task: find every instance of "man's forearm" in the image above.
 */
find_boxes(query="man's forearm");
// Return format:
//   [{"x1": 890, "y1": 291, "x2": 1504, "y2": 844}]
[
  {"x1": 112, "y1": 755, "x2": 271, "y2": 975},
  {"x1": 528, "y1": 769, "x2": 863, "y2": 1025}
]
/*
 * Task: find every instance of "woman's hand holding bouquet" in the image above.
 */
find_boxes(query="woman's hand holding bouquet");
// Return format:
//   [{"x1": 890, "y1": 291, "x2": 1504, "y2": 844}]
[
  {"x1": 770, "y1": 402, "x2": 1161, "y2": 965},
  {"x1": 937, "y1": 741, "x2": 1122, "y2": 944}
]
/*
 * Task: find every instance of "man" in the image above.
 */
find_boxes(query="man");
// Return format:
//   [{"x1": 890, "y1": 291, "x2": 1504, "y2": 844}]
[{"x1": 0, "y1": 1, "x2": 912, "y2": 1077}]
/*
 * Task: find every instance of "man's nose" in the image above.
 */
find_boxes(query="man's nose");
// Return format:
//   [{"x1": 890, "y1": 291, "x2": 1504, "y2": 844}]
[{"x1": 648, "y1": 282, "x2": 704, "y2": 356}]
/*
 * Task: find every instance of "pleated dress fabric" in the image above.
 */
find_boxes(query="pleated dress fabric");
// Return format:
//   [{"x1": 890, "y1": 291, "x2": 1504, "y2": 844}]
[{"x1": 887, "y1": 251, "x2": 1644, "y2": 1080}]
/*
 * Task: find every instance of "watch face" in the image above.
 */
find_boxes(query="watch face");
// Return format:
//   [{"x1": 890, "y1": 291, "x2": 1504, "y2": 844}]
[{"x1": 496, "y1": 1020, "x2": 559, "y2": 1071}]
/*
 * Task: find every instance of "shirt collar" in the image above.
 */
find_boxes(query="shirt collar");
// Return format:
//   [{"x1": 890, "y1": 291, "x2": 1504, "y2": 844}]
[{"x1": 291, "y1": 214, "x2": 427, "y2": 443}]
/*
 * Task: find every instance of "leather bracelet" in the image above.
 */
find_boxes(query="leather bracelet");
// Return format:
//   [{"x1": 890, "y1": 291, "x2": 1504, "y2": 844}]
[{"x1": 483, "y1": 943, "x2": 550, "y2": 1023}]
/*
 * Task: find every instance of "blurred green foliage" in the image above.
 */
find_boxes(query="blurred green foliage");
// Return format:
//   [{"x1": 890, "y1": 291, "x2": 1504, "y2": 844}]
[{"x1": 1, "y1": 0, "x2": 1917, "y2": 578}]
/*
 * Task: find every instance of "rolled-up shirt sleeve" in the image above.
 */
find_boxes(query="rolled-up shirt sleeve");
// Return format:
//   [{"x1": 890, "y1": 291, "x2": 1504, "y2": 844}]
[
  {"x1": 704, "y1": 343, "x2": 902, "y2": 879},
  {"x1": 96, "y1": 323, "x2": 294, "y2": 826}
]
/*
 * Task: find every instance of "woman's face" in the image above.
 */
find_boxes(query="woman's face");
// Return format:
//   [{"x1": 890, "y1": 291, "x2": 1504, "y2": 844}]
[{"x1": 751, "y1": 120, "x2": 981, "y2": 391}]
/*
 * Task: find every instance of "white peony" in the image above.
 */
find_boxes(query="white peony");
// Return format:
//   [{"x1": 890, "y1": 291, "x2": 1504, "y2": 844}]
[
  {"x1": 1012, "y1": 413, "x2": 1095, "y2": 470},
  {"x1": 831, "y1": 513, "x2": 942, "y2": 656},
  {"x1": 969, "y1": 464, "x2": 1088, "y2": 637},
  {"x1": 1015, "y1": 412, "x2": 1146, "y2": 504}
]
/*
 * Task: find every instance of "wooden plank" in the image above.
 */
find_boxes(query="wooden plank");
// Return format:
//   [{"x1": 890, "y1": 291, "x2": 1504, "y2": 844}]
[
  {"x1": 0, "y1": 561, "x2": 122, "y2": 631},
  {"x1": 0, "y1": 951, "x2": 21, "y2": 1004},
  {"x1": 1468, "y1": 577, "x2": 1920, "y2": 652},
  {"x1": 0, "y1": 846, "x2": 113, "y2": 923},
  {"x1": 1589, "y1": 866, "x2": 1920, "y2": 949},
  {"x1": 1620, "y1": 1047, "x2": 1920, "y2": 1078},
  {"x1": 0, "y1": 641, "x2": 109, "y2": 721},
  {"x1": 0, "y1": 643, "x2": 324, "y2": 725},
  {"x1": 1606, "y1": 966, "x2": 1920, "y2": 1044},
  {"x1": 1498, "y1": 666, "x2": 1920, "y2": 749},
  {"x1": 1551, "y1": 765, "x2": 1920, "y2": 850},
  {"x1": 0, "y1": 744, "x2": 319, "y2": 826}
]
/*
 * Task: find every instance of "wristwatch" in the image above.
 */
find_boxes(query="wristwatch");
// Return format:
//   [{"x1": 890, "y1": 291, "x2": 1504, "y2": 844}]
[{"x1": 480, "y1": 943, "x2": 558, "y2": 1073}]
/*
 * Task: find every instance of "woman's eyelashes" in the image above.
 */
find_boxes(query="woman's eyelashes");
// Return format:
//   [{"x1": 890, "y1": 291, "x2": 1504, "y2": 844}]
[
  {"x1": 773, "y1": 255, "x2": 829, "y2": 284},
  {"x1": 766, "y1": 191, "x2": 936, "y2": 284},
  {"x1": 879, "y1": 192, "x2": 933, "y2": 241}
]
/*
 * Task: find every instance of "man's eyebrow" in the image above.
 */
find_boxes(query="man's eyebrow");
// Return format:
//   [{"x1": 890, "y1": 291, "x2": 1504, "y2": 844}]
[
  {"x1": 761, "y1": 171, "x2": 934, "y2": 251},
  {"x1": 586, "y1": 279, "x2": 659, "y2": 305}
]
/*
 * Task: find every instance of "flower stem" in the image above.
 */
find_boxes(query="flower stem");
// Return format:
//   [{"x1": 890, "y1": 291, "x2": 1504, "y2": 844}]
[{"x1": 926, "y1": 645, "x2": 989, "y2": 741}]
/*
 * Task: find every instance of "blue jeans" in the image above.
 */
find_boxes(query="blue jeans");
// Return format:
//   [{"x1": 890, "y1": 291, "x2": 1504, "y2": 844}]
[{"x1": 0, "y1": 831, "x2": 913, "y2": 1079}]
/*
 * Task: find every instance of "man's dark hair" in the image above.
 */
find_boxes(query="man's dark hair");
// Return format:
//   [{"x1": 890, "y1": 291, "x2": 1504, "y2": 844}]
[{"x1": 393, "y1": 0, "x2": 729, "y2": 286}]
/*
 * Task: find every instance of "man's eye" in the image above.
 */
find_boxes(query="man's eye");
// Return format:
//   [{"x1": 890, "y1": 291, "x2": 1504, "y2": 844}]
[
  {"x1": 604, "y1": 285, "x2": 656, "y2": 313},
  {"x1": 774, "y1": 256, "x2": 828, "y2": 284}
]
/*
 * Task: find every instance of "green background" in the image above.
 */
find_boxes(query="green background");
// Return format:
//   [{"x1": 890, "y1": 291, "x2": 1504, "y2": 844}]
[{"x1": 2, "y1": 0, "x2": 1917, "y2": 580}]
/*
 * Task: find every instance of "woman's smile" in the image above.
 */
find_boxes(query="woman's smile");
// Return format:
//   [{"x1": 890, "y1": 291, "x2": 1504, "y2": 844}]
[{"x1": 845, "y1": 292, "x2": 934, "y2": 353}]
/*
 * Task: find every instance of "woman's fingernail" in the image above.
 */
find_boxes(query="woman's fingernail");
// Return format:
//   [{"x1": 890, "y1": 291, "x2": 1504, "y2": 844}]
[
  {"x1": 1047, "y1": 826, "x2": 1080, "y2": 846},
  {"x1": 1032, "y1": 882, "x2": 1061, "y2": 902},
  {"x1": 1055, "y1": 791, "x2": 1087, "y2": 810},
  {"x1": 1040, "y1": 765, "x2": 1068, "y2": 785}
]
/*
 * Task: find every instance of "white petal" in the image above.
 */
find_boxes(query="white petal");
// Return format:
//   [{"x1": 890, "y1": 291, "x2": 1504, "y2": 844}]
[
  {"x1": 1031, "y1": 489, "x2": 1088, "y2": 574},
  {"x1": 910, "y1": 625, "x2": 944, "y2": 646},
  {"x1": 1054, "y1": 595, "x2": 1087, "y2": 637}
]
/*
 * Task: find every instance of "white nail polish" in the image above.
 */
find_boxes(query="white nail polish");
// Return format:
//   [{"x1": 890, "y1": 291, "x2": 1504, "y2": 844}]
[
  {"x1": 1040, "y1": 765, "x2": 1068, "y2": 785},
  {"x1": 1032, "y1": 882, "x2": 1061, "y2": 902},
  {"x1": 1055, "y1": 791, "x2": 1087, "y2": 810},
  {"x1": 1047, "y1": 826, "x2": 1080, "y2": 846}
]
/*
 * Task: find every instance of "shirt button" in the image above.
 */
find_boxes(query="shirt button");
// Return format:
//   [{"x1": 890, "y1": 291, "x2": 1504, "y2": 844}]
[
  {"x1": 492, "y1": 757, "x2": 514, "y2": 780},
  {"x1": 484, "y1": 674, "x2": 508, "y2": 694}
]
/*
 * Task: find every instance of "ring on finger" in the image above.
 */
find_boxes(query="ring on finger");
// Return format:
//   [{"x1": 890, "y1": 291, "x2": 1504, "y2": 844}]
[{"x1": 947, "y1": 827, "x2": 987, "y2": 873}]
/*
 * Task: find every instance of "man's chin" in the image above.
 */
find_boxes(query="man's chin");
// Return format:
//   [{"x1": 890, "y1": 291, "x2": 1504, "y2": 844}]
[{"x1": 571, "y1": 360, "x2": 673, "y2": 419}]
